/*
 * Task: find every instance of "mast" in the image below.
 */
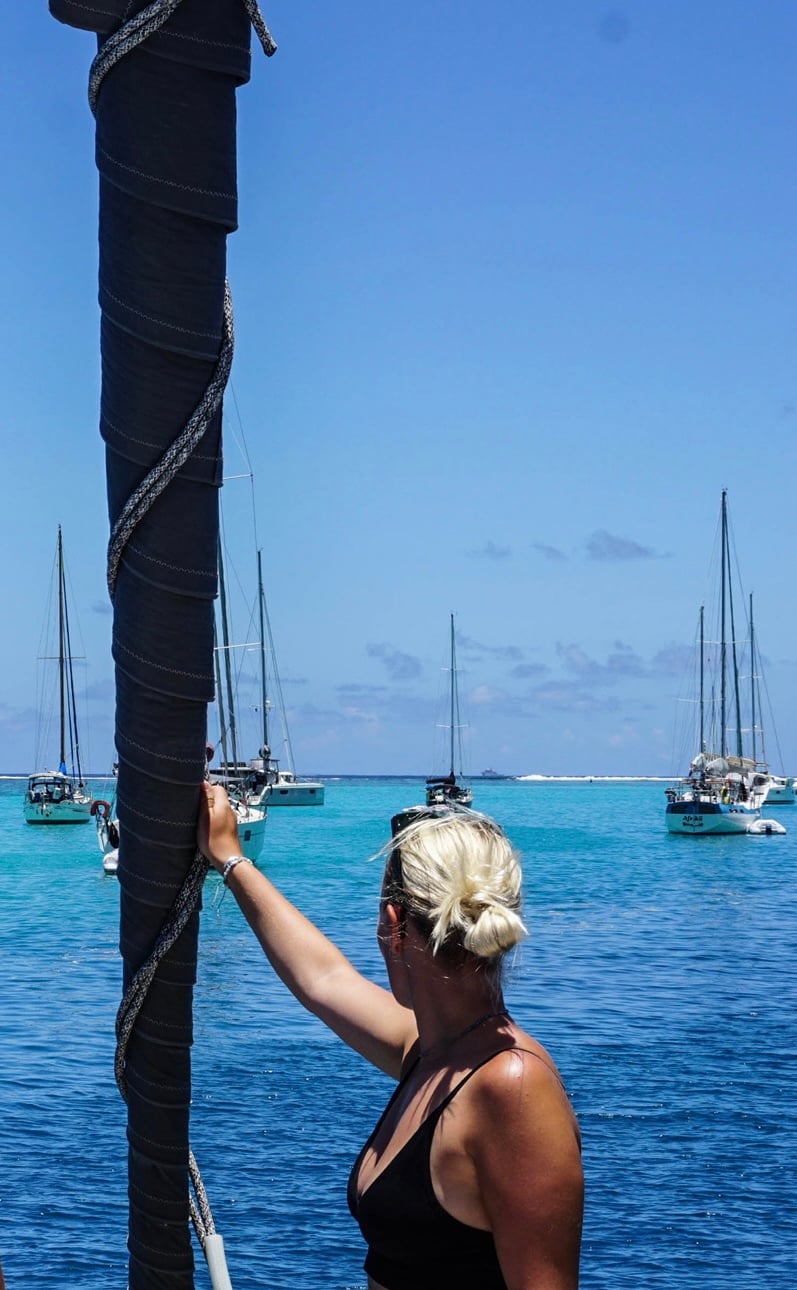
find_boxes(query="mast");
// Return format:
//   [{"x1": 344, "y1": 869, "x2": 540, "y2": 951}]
[
  {"x1": 750, "y1": 593, "x2": 757, "y2": 765},
  {"x1": 257, "y1": 548, "x2": 269, "y2": 755},
  {"x1": 217, "y1": 539, "x2": 239, "y2": 771},
  {"x1": 57, "y1": 525, "x2": 67, "y2": 773},
  {"x1": 61, "y1": 548, "x2": 85, "y2": 785},
  {"x1": 261, "y1": 584, "x2": 296, "y2": 776},
  {"x1": 699, "y1": 604, "x2": 705, "y2": 753},
  {"x1": 213, "y1": 621, "x2": 230, "y2": 770},
  {"x1": 449, "y1": 612, "x2": 456, "y2": 777},
  {"x1": 725, "y1": 503, "x2": 744, "y2": 759},
  {"x1": 720, "y1": 491, "x2": 727, "y2": 757}
]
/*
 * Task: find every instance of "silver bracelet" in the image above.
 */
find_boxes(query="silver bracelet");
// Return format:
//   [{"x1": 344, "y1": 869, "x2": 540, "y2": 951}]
[{"x1": 221, "y1": 854, "x2": 253, "y2": 885}]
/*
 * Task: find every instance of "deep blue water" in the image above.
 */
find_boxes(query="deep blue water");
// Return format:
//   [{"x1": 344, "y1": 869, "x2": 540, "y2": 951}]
[{"x1": 1, "y1": 777, "x2": 795, "y2": 1288}]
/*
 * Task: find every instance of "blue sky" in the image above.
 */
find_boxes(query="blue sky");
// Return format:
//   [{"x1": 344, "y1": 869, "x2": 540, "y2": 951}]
[{"x1": 2, "y1": 3, "x2": 796, "y2": 777}]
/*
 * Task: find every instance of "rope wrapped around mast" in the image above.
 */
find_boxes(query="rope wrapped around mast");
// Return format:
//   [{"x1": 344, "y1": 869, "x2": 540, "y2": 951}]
[{"x1": 49, "y1": 2, "x2": 274, "y2": 1285}]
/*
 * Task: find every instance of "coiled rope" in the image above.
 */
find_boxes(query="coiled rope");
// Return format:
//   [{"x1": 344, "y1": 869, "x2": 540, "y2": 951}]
[{"x1": 89, "y1": 0, "x2": 276, "y2": 1278}]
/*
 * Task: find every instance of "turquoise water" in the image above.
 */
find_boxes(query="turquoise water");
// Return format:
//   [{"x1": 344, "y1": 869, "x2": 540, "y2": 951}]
[{"x1": 1, "y1": 777, "x2": 795, "y2": 1288}]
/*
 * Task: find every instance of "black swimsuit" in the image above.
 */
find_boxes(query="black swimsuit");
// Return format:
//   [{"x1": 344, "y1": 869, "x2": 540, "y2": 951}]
[{"x1": 347, "y1": 1045, "x2": 533, "y2": 1290}]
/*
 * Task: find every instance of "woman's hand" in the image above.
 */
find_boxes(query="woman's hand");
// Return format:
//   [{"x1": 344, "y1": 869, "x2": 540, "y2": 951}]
[{"x1": 198, "y1": 781, "x2": 242, "y2": 872}]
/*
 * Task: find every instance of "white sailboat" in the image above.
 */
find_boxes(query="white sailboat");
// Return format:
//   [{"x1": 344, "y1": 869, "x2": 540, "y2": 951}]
[
  {"x1": 745, "y1": 594, "x2": 795, "y2": 807},
  {"x1": 24, "y1": 527, "x2": 93, "y2": 825},
  {"x1": 212, "y1": 548, "x2": 323, "y2": 809},
  {"x1": 242, "y1": 551, "x2": 324, "y2": 807},
  {"x1": 426, "y1": 614, "x2": 473, "y2": 808},
  {"x1": 665, "y1": 493, "x2": 785, "y2": 836},
  {"x1": 209, "y1": 538, "x2": 269, "y2": 862}
]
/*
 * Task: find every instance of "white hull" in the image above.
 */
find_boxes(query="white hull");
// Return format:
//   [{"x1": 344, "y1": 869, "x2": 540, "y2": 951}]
[
  {"x1": 97, "y1": 799, "x2": 268, "y2": 872},
  {"x1": 665, "y1": 783, "x2": 786, "y2": 835},
  {"x1": 264, "y1": 779, "x2": 324, "y2": 807},
  {"x1": 231, "y1": 799, "x2": 268, "y2": 861},
  {"x1": 102, "y1": 848, "x2": 120, "y2": 875},
  {"x1": 666, "y1": 802, "x2": 760, "y2": 835},
  {"x1": 763, "y1": 777, "x2": 795, "y2": 805},
  {"x1": 95, "y1": 803, "x2": 120, "y2": 873},
  {"x1": 214, "y1": 762, "x2": 325, "y2": 808}
]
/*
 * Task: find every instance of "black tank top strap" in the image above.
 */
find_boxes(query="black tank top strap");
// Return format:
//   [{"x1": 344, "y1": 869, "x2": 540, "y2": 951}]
[{"x1": 425, "y1": 1045, "x2": 555, "y2": 1122}]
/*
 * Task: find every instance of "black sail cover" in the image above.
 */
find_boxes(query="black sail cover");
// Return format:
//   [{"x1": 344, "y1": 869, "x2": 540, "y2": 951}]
[{"x1": 49, "y1": 2, "x2": 255, "y2": 1285}]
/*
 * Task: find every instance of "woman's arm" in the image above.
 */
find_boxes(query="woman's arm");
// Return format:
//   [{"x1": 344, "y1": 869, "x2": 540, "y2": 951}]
[
  {"x1": 198, "y1": 782, "x2": 415, "y2": 1077},
  {"x1": 469, "y1": 1050, "x2": 584, "y2": 1289}
]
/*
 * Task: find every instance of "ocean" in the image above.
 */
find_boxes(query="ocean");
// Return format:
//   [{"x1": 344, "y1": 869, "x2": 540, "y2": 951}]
[{"x1": 1, "y1": 776, "x2": 795, "y2": 1289}]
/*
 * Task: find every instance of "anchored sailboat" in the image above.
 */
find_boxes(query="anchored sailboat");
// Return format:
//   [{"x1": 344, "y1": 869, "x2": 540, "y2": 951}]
[
  {"x1": 245, "y1": 552, "x2": 324, "y2": 807},
  {"x1": 24, "y1": 526, "x2": 93, "y2": 824},
  {"x1": 210, "y1": 541, "x2": 323, "y2": 826},
  {"x1": 426, "y1": 614, "x2": 473, "y2": 808},
  {"x1": 665, "y1": 492, "x2": 786, "y2": 836},
  {"x1": 209, "y1": 538, "x2": 268, "y2": 861},
  {"x1": 746, "y1": 593, "x2": 795, "y2": 806}
]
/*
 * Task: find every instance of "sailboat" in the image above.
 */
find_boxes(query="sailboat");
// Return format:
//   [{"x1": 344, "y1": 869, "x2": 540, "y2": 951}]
[
  {"x1": 212, "y1": 549, "x2": 324, "y2": 809},
  {"x1": 664, "y1": 493, "x2": 785, "y2": 836},
  {"x1": 208, "y1": 539, "x2": 269, "y2": 862},
  {"x1": 426, "y1": 614, "x2": 473, "y2": 808},
  {"x1": 24, "y1": 527, "x2": 93, "y2": 825},
  {"x1": 244, "y1": 551, "x2": 324, "y2": 807},
  {"x1": 745, "y1": 594, "x2": 795, "y2": 807}
]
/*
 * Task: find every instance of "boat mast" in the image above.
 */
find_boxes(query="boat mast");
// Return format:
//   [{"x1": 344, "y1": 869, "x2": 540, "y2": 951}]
[
  {"x1": 258, "y1": 567, "x2": 296, "y2": 776},
  {"x1": 724, "y1": 500, "x2": 744, "y2": 759},
  {"x1": 699, "y1": 604, "x2": 705, "y2": 753},
  {"x1": 720, "y1": 491, "x2": 727, "y2": 758},
  {"x1": 449, "y1": 613, "x2": 456, "y2": 777},
  {"x1": 61, "y1": 551, "x2": 85, "y2": 785},
  {"x1": 749, "y1": 593, "x2": 757, "y2": 765},
  {"x1": 257, "y1": 549, "x2": 269, "y2": 755},
  {"x1": 213, "y1": 621, "x2": 229, "y2": 770},
  {"x1": 57, "y1": 525, "x2": 67, "y2": 774},
  {"x1": 217, "y1": 539, "x2": 239, "y2": 771}
]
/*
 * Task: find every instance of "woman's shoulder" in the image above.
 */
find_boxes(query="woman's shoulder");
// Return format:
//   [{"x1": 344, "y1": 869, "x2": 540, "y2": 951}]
[
  {"x1": 459, "y1": 1038, "x2": 582, "y2": 1177},
  {"x1": 480, "y1": 1037, "x2": 566, "y2": 1095},
  {"x1": 463, "y1": 1031, "x2": 577, "y2": 1135}
]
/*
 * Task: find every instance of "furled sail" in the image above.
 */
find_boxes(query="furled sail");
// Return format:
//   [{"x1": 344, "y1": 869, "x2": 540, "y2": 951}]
[{"x1": 48, "y1": 2, "x2": 273, "y2": 1285}]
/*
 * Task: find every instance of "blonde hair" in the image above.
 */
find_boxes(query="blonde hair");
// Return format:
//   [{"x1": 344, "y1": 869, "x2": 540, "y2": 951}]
[{"x1": 386, "y1": 808, "x2": 527, "y2": 962}]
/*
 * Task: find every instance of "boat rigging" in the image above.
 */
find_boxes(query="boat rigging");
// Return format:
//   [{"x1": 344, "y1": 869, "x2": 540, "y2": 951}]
[
  {"x1": 24, "y1": 526, "x2": 93, "y2": 825},
  {"x1": 426, "y1": 613, "x2": 473, "y2": 808}
]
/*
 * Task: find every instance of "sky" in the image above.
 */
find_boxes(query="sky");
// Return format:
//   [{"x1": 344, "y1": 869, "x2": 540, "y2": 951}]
[{"x1": 2, "y1": 2, "x2": 796, "y2": 777}]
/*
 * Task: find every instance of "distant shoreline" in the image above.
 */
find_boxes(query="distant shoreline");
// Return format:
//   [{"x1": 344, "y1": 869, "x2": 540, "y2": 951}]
[{"x1": 1, "y1": 771, "x2": 672, "y2": 782}]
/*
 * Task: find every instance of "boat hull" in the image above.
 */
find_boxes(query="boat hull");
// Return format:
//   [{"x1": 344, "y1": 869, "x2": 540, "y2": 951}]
[
  {"x1": 24, "y1": 802, "x2": 92, "y2": 823},
  {"x1": 426, "y1": 783, "x2": 473, "y2": 808},
  {"x1": 232, "y1": 802, "x2": 268, "y2": 861},
  {"x1": 24, "y1": 774, "x2": 92, "y2": 824},
  {"x1": 264, "y1": 781, "x2": 324, "y2": 807},
  {"x1": 102, "y1": 848, "x2": 120, "y2": 875},
  {"x1": 665, "y1": 799, "x2": 759, "y2": 834},
  {"x1": 764, "y1": 778, "x2": 795, "y2": 805}
]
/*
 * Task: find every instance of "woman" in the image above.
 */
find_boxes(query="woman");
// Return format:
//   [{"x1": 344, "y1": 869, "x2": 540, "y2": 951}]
[{"x1": 198, "y1": 784, "x2": 583, "y2": 1289}]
